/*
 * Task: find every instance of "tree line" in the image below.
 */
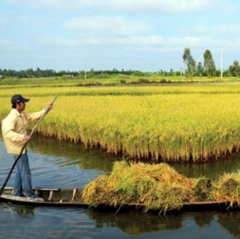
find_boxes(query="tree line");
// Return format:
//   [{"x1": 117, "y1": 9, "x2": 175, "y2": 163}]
[
  {"x1": 0, "y1": 68, "x2": 79, "y2": 78},
  {"x1": 0, "y1": 48, "x2": 240, "y2": 78},
  {"x1": 0, "y1": 68, "x2": 147, "y2": 79}
]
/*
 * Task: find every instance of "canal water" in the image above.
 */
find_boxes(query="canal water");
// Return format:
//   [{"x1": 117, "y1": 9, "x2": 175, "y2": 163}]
[{"x1": 1, "y1": 136, "x2": 240, "y2": 239}]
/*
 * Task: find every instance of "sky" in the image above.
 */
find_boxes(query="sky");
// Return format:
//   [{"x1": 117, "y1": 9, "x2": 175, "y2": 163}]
[{"x1": 1, "y1": 0, "x2": 240, "y2": 72}]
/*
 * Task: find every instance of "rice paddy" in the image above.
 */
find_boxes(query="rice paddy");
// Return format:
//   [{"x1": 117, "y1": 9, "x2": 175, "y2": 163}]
[{"x1": 1, "y1": 82, "x2": 240, "y2": 162}]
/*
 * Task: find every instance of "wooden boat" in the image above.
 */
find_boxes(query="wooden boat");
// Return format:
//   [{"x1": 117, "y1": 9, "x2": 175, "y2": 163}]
[
  {"x1": 0, "y1": 187, "x2": 88, "y2": 207},
  {"x1": 0, "y1": 187, "x2": 238, "y2": 213}
]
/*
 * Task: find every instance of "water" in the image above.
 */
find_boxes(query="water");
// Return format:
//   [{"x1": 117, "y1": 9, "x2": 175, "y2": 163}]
[
  {"x1": 1, "y1": 206, "x2": 240, "y2": 239},
  {"x1": 1, "y1": 136, "x2": 240, "y2": 239}
]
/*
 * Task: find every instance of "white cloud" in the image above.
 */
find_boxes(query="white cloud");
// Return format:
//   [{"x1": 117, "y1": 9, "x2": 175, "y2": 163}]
[
  {"x1": 122, "y1": 35, "x2": 164, "y2": 45},
  {"x1": 63, "y1": 17, "x2": 151, "y2": 36},
  {"x1": 195, "y1": 24, "x2": 240, "y2": 37},
  {"x1": 182, "y1": 36, "x2": 212, "y2": 46},
  {"x1": 36, "y1": 34, "x2": 164, "y2": 48}
]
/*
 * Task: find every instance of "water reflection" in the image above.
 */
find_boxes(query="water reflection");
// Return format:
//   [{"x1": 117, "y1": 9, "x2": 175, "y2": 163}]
[
  {"x1": 15, "y1": 205, "x2": 35, "y2": 217},
  {"x1": 218, "y1": 211, "x2": 240, "y2": 238},
  {"x1": 193, "y1": 211, "x2": 213, "y2": 226},
  {"x1": 87, "y1": 210, "x2": 182, "y2": 234},
  {"x1": 3, "y1": 202, "x2": 240, "y2": 238},
  {"x1": 173, "y1": 155, "x2": 240, "y2": 180},
  {"x1": 28, "y1": 135, "x2": 120, "y2": 172},
  {"x1": 87, "y1": 209, "x2": 240, "y2": 237},
  {"x1": 0, "y1": 135, "x2": 116, "y2": 188}
]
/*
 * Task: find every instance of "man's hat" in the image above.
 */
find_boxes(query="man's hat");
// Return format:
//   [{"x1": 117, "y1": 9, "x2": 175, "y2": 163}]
[{"x1": 11, "y1": 94, "x2": 30, "y2": 104}]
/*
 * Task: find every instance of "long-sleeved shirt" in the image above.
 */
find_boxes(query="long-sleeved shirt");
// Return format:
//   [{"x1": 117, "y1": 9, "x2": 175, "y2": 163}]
[{"x1": 1, "y1": 108, "x2": 46, "y2": 154}]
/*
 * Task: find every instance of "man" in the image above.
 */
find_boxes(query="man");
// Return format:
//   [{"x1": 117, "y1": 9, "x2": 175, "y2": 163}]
[{"x1": 1, "y1": 94, "x2": 53, "y2": 200}]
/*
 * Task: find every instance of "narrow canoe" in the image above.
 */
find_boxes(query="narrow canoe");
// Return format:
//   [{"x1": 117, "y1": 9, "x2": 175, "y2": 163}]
[
  {"x1": 0, "y1": 187, "x2": 88, "y2": 207},
  {"x1": 0, "y1": 187, "x2": 238, "y2": 213}
]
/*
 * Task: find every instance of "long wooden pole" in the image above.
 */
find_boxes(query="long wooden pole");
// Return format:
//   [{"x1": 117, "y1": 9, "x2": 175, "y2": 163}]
[{"x1": 0, "y1": 95, "x2": 58, "y2": 196}]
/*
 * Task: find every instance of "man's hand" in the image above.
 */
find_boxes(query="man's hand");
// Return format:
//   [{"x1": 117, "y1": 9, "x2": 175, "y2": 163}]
[
  {"x1": 24, "y1": 135, "x2": 31, "y2": 142},
  {"x1": 46, "y1": 103, "x2": 53, "y2": 112}
]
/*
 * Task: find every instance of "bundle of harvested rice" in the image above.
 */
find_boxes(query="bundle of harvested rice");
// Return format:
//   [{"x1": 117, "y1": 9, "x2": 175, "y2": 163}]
[
  {"x1": 214, "y1": 172, "x2": 240, "y2": 206},
  {"x1": 143, "y1": 184, "x2": 194, "y2": 213},
  {"x1": 193, "y1": 177, "x2": 214, "y2": 201},
  {"x1": 82, "y1": 161, "x2": 197, "y2": 213}
]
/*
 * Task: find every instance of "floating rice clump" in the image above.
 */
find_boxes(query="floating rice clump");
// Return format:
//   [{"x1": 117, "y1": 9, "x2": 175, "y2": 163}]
[{"x1": 82, "y1": 161, "x2": 203, "y2": 213}]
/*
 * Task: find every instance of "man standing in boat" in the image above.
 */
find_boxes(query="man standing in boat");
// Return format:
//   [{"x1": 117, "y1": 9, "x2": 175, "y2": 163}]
[{"x1": 1, "y1": 94, "x2": 53, "y2": 200}]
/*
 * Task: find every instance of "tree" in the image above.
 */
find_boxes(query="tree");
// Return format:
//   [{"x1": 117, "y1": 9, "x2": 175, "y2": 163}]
[
  {"x1": 203, "y1": 49, "x2": 216, "y2": 77},
  {"x1": 228, "y1": 60, "x2": 240, "y2": 76},
  {"x1": 182, "y1": 48, "x2": 196, "y2": 76},
  {"x1": 197, "y1": 62, "x2": 204, "y2": 77}
]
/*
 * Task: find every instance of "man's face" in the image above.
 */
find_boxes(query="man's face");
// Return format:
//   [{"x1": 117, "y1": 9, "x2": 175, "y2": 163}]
[{"x1": 18, "y1": 101, "x2": 26, "y2": 111}]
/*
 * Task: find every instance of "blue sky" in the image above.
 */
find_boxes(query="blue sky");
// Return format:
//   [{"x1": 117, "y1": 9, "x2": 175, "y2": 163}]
[{"x1": 1, "y1": 0, "x2": 240, "y2": 72}]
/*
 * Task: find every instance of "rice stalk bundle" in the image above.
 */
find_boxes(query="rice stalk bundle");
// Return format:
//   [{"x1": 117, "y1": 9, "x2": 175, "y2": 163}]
[
  {"x1": 193, "y1": 177, "x2": 214, "y2": 201},
  {"x1": 82, "y1": 162, "x2": 196, "y2": 213},
  {"x1": 213, "y1": 172, "x2": 240, "y2": 206},
  {"x1": 82, "y1": 175, "x2": 111, "y2": 205}
]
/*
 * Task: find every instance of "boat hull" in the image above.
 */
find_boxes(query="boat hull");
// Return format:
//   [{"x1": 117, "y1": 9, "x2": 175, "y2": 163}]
[
  {"x1": 0, "y1": 187, "x2": 239, "y2": 213},
  {"x1": 0, "y1": 187, "x2": 88, "y2": 207}
]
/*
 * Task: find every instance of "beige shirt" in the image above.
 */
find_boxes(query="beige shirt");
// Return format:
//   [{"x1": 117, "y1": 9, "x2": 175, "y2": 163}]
[{"x1": 1, "y1": 108, "x2": 46, "y2": 154}]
